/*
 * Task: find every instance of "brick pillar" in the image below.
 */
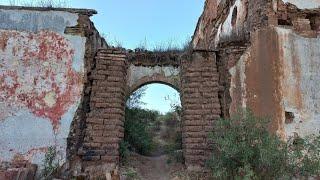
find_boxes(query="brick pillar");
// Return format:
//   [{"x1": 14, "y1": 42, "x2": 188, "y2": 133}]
[
  {"x1": 181, "y1": 51, "x2": 220, "y2": 170},
  {"x1": 79, "y1": 48, "x2": 127, "y2": 169}
]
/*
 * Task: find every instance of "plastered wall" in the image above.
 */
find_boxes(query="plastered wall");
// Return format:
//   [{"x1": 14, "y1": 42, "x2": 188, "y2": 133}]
[
  {"x1": 0, "y1": 9, "x2": 86, "y2": 166},
  {"x1": 193, "y1": 0, "x2": 320, "y2": 138},
  {"x1": 229, "y1": 27, "x2": 320, "y2": 138}
]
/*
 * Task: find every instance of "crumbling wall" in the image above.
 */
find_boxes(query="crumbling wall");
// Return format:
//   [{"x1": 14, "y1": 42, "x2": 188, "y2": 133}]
[
  {"x1": 73, "y1": 48, "x2": 127, "y2": 177},
  {"x1": 181, "y1": 51, "x2": 220, "y2": 170},
  {"x1": 193, "y1": 0, "x2": 320, "y2": 138},
  {"x1": 126, "y1": 51, "x2": 181, "y2": 94},
  {"x1": 0, "y1": 6, "x2": 106, "y2": 171}
]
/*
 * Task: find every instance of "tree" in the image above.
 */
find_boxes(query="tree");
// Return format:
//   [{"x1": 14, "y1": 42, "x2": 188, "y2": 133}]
[{"x1": 126, "y1": 86, "x2": 146, "y2": 109}]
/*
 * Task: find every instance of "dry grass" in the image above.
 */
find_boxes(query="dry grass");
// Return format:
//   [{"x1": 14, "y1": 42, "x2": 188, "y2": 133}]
[{"x1": 8, "y1": 0, "x2": 69, "y2": 8}]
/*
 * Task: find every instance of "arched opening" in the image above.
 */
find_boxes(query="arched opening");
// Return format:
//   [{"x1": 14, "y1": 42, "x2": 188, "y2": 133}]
[{"x1": 121, "y1": 83, "x2": 183, "y2": 179}]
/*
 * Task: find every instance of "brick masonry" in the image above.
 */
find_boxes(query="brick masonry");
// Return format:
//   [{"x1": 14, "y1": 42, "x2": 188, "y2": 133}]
[
  {"x1": 68, "y1": 49, "x2": 221, "y2": 174},
  {"x1": 2, "y1": 1, "x2": 319, "y2": 178},
  {"x1": 181, "y1": 51, "x2": 220, "y2": 170},
  {"x1": 78, "y1": 49, "x2": 127, "y2": 169}
]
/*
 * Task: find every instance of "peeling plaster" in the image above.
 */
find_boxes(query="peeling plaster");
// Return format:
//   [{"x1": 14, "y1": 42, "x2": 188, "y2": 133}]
[
  {"x1": 0, "y1": 10, "x2": 78, "y2": 34},
  {"x1": 229, "y1": 27, "x2": 320, "y2": 138},
  {"x1": 215, "y1": 0, "x2": 247, "y2": 47},
  {"x1": 276, "y1": 27, "x2": 320, "y2": 137},
  {"x1": 229, "y1": 48, "x2": 250, "y2": 114},
  {"x1": 0, "y1": 9, "x2": 86, "y2": 167},
  {"x1": 127, "y1": 64, "x2": 180, "y2": 89},
  {"x1": 0, "y1": 30, "x2": 83, "y2": 127}
]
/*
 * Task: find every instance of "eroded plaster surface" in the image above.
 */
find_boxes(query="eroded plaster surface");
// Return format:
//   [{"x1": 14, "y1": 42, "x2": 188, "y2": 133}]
[
  {"x1": 215, "y1": 0, "x2": 247, "y2": 46},
  {"x1": 229, "y1": 27, "x2": 320, "y2": 138},
  {"x1": 127, "y1": 64, "x2": 180, "y2": 92},
  {"x1": 229, "y1": 48, "x2": 250, "y2": 114},
  {"x1": 277, "y1": 27, "x2": 320, "y2": 137},
  {"x1": 0, "y1": 10, "x2": 86, "y2": 166}
]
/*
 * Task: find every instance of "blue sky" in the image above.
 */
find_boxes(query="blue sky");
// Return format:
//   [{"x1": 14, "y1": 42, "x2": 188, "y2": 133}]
[
  {"x1": 139, "y1": 84, "x2": 180, "y2": 114},
  {"x1": 68, "y1": 0, "x2": 205, "y2": 49},
  {"x1": 1, "y1": 0, "x2": 205, "y2": 113}
]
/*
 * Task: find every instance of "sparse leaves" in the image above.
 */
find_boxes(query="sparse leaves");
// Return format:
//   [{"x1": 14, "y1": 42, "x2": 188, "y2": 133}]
[{"x1": 208, "y1": 109, "x2": 320, "y2": 179}]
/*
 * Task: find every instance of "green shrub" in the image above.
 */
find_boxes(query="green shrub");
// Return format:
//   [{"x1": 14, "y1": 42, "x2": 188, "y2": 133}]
[
  {"x1": 165, "y1": 129, "x2": 184, "y2": 164},
  {"x1": 119, "y1": 140, "x2": 130, "y2": 165},
  {"x1": 208, "y1": 110, "x2": 320, "y2": 179},
  {"x1": 124, "y1": 108, "x2": 157, "y2": 155},
  {"x1": 123, "y1": 167, "x2": 139, "y2": 180}
]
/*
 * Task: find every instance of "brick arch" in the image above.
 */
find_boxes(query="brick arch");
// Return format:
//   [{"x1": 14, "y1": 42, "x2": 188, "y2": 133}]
[
  {"x1": 71, "y1": 49, "x2": 221, "y2": 175},
  {"x1": 127, "y1": 74, "x2": 181, "y2": 96},
  {"x1": 126, "y1": 63, "x2": 181, "y2": 97}
]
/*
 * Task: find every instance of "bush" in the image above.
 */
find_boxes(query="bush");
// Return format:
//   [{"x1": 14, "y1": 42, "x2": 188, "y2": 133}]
[
  {"x1": 208, "y1": 110, "x2": 320, "y2": 179},
  {"x1": 165, "y1": 133, "x2": 184, "y2": 164},
  {"x1": 124, "y1": 108, "x2": 157, "y2": 155},
  {"x1": 119, "y1": 140, "x2": 130, "y2": 165}
]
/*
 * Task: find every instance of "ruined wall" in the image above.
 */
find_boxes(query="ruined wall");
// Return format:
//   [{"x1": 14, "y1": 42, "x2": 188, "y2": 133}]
[
  {"x1": 229, "y1": 27, "x2": 320, "y2": 138},
  {"x1": 0, "y1": 6, "x2": 106, "y2": 170},
  {"x1": 192, "y1": 0, "x2": 271, "y2": 50},
  {"x1": 126, "y1": 51, "x2": 181, "y2": 94},
  {"x1": 193, "y1": 0, "x2": 320, "y2": 138},
  {"x1": 277, "y1": 28, "x2": 320, "y2": 137},
  {"x1": 74, "y1": 48, "x2": 127, "y2": 177},
  {"x1": 181, "y1": 52, "x2": 220, "y2": 170}
]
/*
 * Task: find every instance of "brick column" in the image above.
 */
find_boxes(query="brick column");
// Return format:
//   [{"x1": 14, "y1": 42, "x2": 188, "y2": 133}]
[
  {"x1": 181, "y1": 51, "x2": 220, "y2": 170},
  {"x1": 79, "y1": 48, "x2": 127, "y2": 168}
]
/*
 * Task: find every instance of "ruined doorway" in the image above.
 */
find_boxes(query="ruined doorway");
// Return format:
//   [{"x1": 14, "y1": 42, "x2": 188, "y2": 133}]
[
  {"x1": 121, "y1": 83, "x2": 183, "y2": 179},
  {"x1": 68, "y1": 49, "x2": 220, "y2": 176}
]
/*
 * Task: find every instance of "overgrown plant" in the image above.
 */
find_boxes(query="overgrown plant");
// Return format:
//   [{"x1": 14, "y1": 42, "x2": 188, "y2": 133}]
[
  {"x1": 41, "y1": 146, "x2": 59, "y2": 179},
  {"x1": 152, "y1": 37, "x2": 192, "y2": 53},
  {"x1": 165, "y1": 133, "x2": 184, "y2": 164},
  {"x1": 208, "y1": 109, "x2": 320, "y2": 179},
  {"x1": 122, "y1": 167, "x2": 139, "y2": 180},
  {"x1": 124, "y1": 108, "x2": 158, "y2": 155},
  {"x1": 119, "y1": 140, "x2": 130, "y2": 165}
]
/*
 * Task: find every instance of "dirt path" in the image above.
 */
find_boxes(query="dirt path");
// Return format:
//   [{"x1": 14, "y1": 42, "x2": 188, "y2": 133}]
[
  {"x1": 137, "y1": 155, "x2": 170, "y2": 180},
  {"x1": 123, "y1": 153, "x2": 170, "y2": 180}
]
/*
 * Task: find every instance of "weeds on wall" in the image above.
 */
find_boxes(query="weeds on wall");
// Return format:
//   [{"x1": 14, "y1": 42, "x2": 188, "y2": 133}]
[
  {"x1": 9, "y1": 0, "x2": 69, "y2": 8},
  {"x1": 208, "y1": 109, "x2": 320, "y2": 179},
  {"x1": 41, "y1": 146, "x2": 59, "y2": 179},
  {"x1": 152, "y1": 38, "x2": 192, "y2": 53},
  {"x1": 100, "y1": 33, "x2": 123, "y2": 49}
]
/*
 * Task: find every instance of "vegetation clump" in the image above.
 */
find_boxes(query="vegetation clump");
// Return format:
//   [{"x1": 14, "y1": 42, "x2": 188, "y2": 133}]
[
  {"x1": 41, "y1": 146, "x2": 59, "y2": 179},
  {"x1": 124, "y1": 108, "x2": 158, "y2": 156},
  {"x1": 208, "y1": 110, "x2": 320, "y2": 179}
]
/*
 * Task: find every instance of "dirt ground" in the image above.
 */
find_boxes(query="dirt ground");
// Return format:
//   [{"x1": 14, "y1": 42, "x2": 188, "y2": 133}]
[
  {"x1": 120, "y1": 153, "x2": 188, "y2": 180},
  {"x1": 119, "y1": 153, "x2": 212, "y2": 180}
]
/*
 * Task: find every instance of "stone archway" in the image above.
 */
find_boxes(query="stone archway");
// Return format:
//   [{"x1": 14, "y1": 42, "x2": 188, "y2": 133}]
[{"x1": 68, "y1": 48, "x2": 221, "y2": 174}]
